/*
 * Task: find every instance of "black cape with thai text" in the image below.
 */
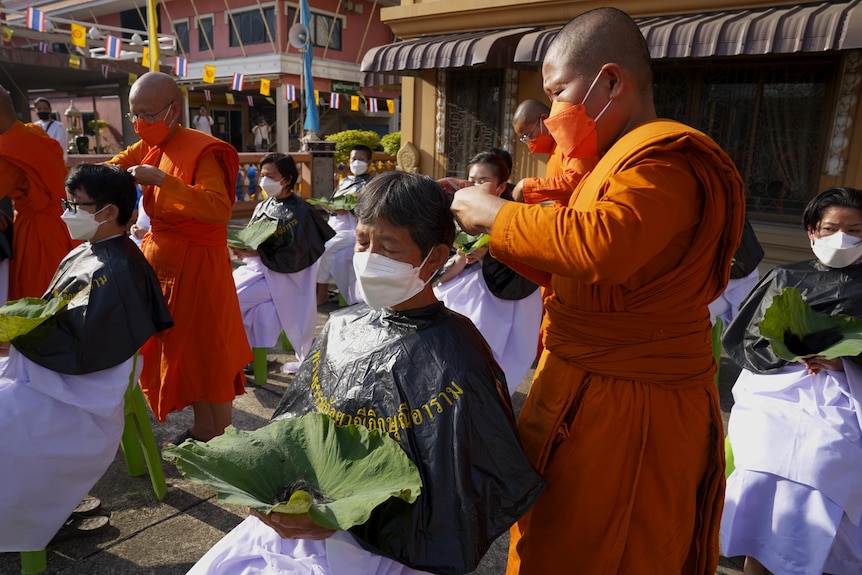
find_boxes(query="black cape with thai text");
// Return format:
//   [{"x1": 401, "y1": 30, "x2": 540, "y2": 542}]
[
  {"x1": 13, "y1": 235, "x2": 173, "y2": 375},
  {"x1": 272, "y1": 302, "x2": 544, "y2": 575},
  {"x1": 252, "y1": 194, "x2": 335, "y2": 274},
  {"x1": 722, "y1": 259, "x2": 862, "y2": 373}
]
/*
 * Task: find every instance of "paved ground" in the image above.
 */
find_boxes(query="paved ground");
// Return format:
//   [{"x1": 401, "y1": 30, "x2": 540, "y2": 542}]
[{"x1": 0, "y1": 301, "x2": 746, "y2": 574}]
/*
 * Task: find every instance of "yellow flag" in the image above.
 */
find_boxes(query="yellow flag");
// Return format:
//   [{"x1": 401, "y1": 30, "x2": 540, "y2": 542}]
[
  {"x1": 180, "y1": 85, "x2": 189, "y2": 97},
  {"x1": 0, "y1": 26, "x2": 13, "y2": 43},
  {"x1": 70, "y1": 22, "x2": 87, "y2": 48},
  {"x1": 69, "y1": 54, "x2": 81, "y2": 69},
  {"x1": 386, "y1": 99, "x2": 395, "y2": 114},
  {"x1": 314, "y1": 90, "x2": 320, "y2": 105},
  {"x1": 225, "y1": 93, "x2": 235, "y2": 105},
  {"x1": 260, "y1": 78, "x2": 271, "y2": 96},
  {"x1": 142, "y1": 46, "x2": 150, "y2": 69},
  {"x1": 350, "y1": 95, "x2": 359, "y2": 111},
  {"x1": 128, "y1": 73, "x2": 138, "y2": 85},
  {"x1": 266, "y1": 97, "x2": 274, "y2": 105},
  {"x1": 203, "y1": 64, "x2": 216, "y2": 84}
]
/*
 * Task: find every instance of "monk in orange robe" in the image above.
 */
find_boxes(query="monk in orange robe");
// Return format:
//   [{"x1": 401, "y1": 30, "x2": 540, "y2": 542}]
[
  {"x1": 109, "y1": 72, "x2": 251, "y2": 443},
  {"x1": 0, "y1": 85, "x2": 74, "y2": 300},
  {"x1": 451, "y1": 8, "x2": 745, "y2": 574}
]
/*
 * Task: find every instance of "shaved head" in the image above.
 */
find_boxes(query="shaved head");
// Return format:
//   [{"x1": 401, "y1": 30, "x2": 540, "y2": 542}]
[
  {"x1": 548, "y1": 8, "x2": 652, "y2": 87},
  {"x1": 128, "y1": 72, "x2": 182, "y2": 143},
  {"x1": 130, "y1": 71, "x2": 182, "y2": 103},
  {"x1": 514, "y1": 99, "x2": 550, "y2": 126}
]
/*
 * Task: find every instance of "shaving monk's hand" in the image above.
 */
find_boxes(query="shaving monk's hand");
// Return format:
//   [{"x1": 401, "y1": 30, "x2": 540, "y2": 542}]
[
  {"x1": 249, "y1": 508, "x2": 336, "y2": 540},
  {"x1": 450, "y1": 182, "x2": 508, "y2": 235},
  {"x1": 799, "y1": 355, "x2": 844, "y2": 375},
  {"x1": 127, "y1": 164, "x2": 166, "y2": 187},
  {"x1": 512, "y1": 180, "x2": 526, "y2": 203}
]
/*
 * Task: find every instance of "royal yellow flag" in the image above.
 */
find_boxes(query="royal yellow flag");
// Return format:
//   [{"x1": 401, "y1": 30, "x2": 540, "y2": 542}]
[
  {"x1": 386, "y1": 99, "x2": 395, "y2": 114},
  {"x1": 350, "y1": 95, "x2": 359, "y2": 111},
  {"x1": 68, "y1": 54, "x2": 81, "y2": 69},
  {"x1": 70, "y1": 22, "x2": 87, "y2": 48},
  {"x1": 260, "y1": 78, "x2": 271, "y2": 96},
  {"x1": 0, "y1": 26, "x2": 13, "y2": 43},
  {"x1": 314, "y1": 90, "x2": 320, "y2": 105},
  {"x1": 180, "y1": 85, "x2": 189, "y2": 97},
  {"x1": 203, "y1": 64, "x2": 216, "y2": 84},
  {"x1": 142, "y1": 46, "x2": 150, "y2": 69},
  {"x1": 128, "y1": 73, "x2": 138, "y2": 85},
  {"x1": 225, "y1": 93, "x2": 235, "y2": 105}
]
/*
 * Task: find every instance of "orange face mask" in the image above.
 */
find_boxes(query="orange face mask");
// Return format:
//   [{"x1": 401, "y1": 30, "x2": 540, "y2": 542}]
[
  {"x1": 542, "y1": 70, "x2": 612, "y2": 159},
  {"x1": 526, "y1": 133, "x2": 555, "y2": 154}
]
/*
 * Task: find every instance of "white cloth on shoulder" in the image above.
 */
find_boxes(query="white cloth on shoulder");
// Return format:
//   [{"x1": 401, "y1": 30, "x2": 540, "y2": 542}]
[
  {"x1": 0, "y1": 348, "x2": 136, "y2": 551},
  {"x1": 316, "y1": 212, "x2": 361, "y2": 305},
  {"x1": 708, "y1": 267, "x2": 759, "y2": 327},
  {"x1": 234, "y1": 256, "x2": 318, "y2": 360},
  {"x1": 721, "y1": 361, "x2": 862, "y2": 575},
  {"x1": 434, "y1": 264, "x2": 542, "y2": 395},
  {"x1": 188, "y1": 515, "x2": 434, "y2": 575}
]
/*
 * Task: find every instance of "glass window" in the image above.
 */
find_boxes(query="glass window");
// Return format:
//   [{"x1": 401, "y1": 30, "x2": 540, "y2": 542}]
[
  {"x1": 654, "y1": 59, "x2": 835, "y2": 220},
  {"x1": 310, "y1": 13, "x2": 341, "y2": 51},
  {"x1": 174, "y1": 20, "x2": 189, "y2": 54},
  {"x1": 229, "y1": 7, "x2": 276, "y2": 47},
  {"x1": 198, "y1": 16, "x2": 213, "y2": 52}
]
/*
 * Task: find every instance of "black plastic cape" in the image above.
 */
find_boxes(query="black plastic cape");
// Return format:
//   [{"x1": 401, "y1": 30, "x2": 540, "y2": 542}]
[
  {"x1": 722, "y1": 259, "x2": 862, "y2": 374},
  {"x1": 252, "y1": 194, "x2": 335, "y2": 274},
  {"x1": 330, "y1": 173, "x2": 371, "y2": 199},
  {"x1": 12, "y1": 235, "x2": 173, "y2": 375},
  {"x1": 481, "y1": 255, "x2": 540, "y2": 300},
  {"x1": 272, "y1": 302, "x2": 544, "y2": 575}
]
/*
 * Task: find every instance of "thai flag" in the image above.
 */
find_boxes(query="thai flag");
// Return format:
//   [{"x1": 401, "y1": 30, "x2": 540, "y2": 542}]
[
  {"x1": 105, "y1": 36, "x2": 122, "y2": 59},
  {"x1": 330, "y1": 93, "x2": 340, "y2": 109},
  {"x1": 368, "y1": 98, "x2": 378, "y2": 113},
  {"x1": 247, "y1": 95, "x2": 254, "y2": 107},
  {"x1": 38, "y1": 42, "x2": 48, "y2": 53},
  {"x1": 204, "y1": 89, "x2": 211, "y2": 102},
  {"x1": 101, "y1": 64, "x2": 110, "y2": 78},
  {"x1": 174, "y1": 57, "x2": 188, "y2": 78},
  {"x1": 285, "y1": 84, "x2": 296, "y2": 101},
  {"x1": 26, "y1": 7, "x2": 45, "y2": 32},
  {"x1": 231, "y1": 72, "x2": 244, "y2": 91}
]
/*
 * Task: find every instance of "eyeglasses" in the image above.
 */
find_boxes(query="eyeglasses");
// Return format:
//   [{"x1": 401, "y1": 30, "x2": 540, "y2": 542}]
[
  {"x1": 125, "y1": 100, "x2": 174, "y2": 124},
  {"x1": 61, "y1": 198, "x2": 100, "y2": 213},
  {"x1": 518, "y1": 117, "x2": 544, "y2": 144}
]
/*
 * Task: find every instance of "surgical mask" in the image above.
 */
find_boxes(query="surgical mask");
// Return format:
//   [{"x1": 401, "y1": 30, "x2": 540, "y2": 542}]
[
  {"x1": 259, "y1": 176, "x2": 283, "y2": 197},
  {"x1": 133, "y1": 106, "x2": 173, "y2": 147},
  {"x1": 353, "y1": 250, "x2": 433, "y2": 309},
  {"x1": 526, "y1": 133, "x2": 555, "y2": 154},
  {"x1": 350, "y1": 160, "x2": 369, "y2": 176},
  {"x1": 543, "y1": 69, "x2": 612, "y2": 159},
  {"x1": 811, "y1": 231, "x2": 862, "y2": 268},
  {"x1": 61, "y1": 205, "x2": 109, "y2": 241},
  {"x1": 37, "y1": 111, "x2": 51, "y2": 121}
]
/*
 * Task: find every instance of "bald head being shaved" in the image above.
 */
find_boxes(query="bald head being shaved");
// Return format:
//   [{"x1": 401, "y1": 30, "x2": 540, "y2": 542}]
[{"x1": 548, "y1": 7, "x2": 652, "y2": 87}]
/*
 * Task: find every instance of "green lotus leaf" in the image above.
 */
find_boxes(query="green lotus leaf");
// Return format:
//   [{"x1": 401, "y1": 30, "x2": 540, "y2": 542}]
[
  {"x1": 454, "y1": 231, "x2": 490, "y2": 255},
  {"x1": 0, "y1": 297, "x2": 70, "y2": 342},
  {"x1": 305, "y1": 195, "x2": 357, "y2": 212},
  {"x1": 759, "y1": 287, "x2": 862, "y2": 361},
  {"x1": 227, "y1": 219, "x2": 278, "y2": 251},
  {"x1": 162, "y1": 412, "x2": 422, "y2": 530}
]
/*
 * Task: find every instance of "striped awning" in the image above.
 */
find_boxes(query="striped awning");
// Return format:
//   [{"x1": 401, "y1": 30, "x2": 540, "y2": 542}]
[
  {"x1": 515, "y1": 0, "x2": 862, "y2": 63},
  {"x1": 361, "y1": 27, "x2": 535, "y2": 85}
]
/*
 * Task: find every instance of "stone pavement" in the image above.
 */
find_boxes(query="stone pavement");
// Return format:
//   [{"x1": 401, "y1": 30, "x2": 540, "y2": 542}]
[{"x1": 0, "y1": 302, "x2": 746, "y2": 574}]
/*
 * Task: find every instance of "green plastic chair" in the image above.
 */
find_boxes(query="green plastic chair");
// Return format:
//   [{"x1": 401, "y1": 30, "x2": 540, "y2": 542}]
[{"x1": 20, "y1": 353, "x2": 166, "y2": 574}]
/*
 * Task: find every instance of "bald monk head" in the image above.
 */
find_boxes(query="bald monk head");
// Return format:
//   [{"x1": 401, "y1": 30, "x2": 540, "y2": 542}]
[
  {"x1": 128, "y1": 72, "x2": 183, "y2": 147},
  {"x1": 542, "y1": 7, "x2": 656, "y2": 157},
  {"x1": 512, "y1": 99, "x2": 550, "y2": 143},
  {"x1": 0, "y1": 85, "x2": 17, "y2": 135}
]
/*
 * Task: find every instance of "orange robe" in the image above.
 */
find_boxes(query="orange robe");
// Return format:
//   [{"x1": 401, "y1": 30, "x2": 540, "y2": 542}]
[
  {"x1": 492, "y1": 120, "x2": 744, "y2": 574},
  {"x1": 0, "y1": 121, "x2": 74, "y2": 300},
  {"x1": 520, "y1": 143, "x2": 597, "y2": 206},
  {"x1": 109, "y1": 126, "x2": 250, "y2": 420}
]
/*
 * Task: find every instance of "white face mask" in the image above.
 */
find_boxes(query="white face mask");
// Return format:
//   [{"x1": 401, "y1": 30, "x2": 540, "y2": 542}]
[
  {"x1": 350, "y1": 160, "x2": 369, "y2": 176},
  {"x1": 811, "y1": 231, "x2": 862, "y2": 268},
  {"x1": 61, "y1": 205, "x2": 108, "y2": 241},
  {"x1": 353, "y1": 250, "x2": 433, "y2": 309},
  {"x1": 259, "y1": 176, "x2": 283, "y2": 197}
]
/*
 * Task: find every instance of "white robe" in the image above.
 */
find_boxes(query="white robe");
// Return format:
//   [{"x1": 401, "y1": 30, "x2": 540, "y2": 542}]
[
  {"x1": 189, "y1": 515, "x2": 434, "y2": 575},
  {"x1": 708, "y1": 267, "x2": 759, "y2": 327},
  {"x1": 0, "y1": 348, "x2": 135, "y2": 551},
  {"x1": 434, "y1": 264, "x2": 542, "y2": 395},
  {"x1": 234, "y1": 256, "x2": 318, "y2": 361},
  {"x1": 721, "y1": 362, "x2": 862, "y2": 575},
  {"x1": 316, "y1": 212, "x2": 361, "y2": 305}
]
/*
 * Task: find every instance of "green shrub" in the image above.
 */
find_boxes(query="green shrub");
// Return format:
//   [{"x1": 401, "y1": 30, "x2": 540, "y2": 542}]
[
  {"x1": 380, "y1": 132, "x2": 401, "y2": 156},
  {"x1": 325, "y1": 130, "x2": 380, "y2": 164}
]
